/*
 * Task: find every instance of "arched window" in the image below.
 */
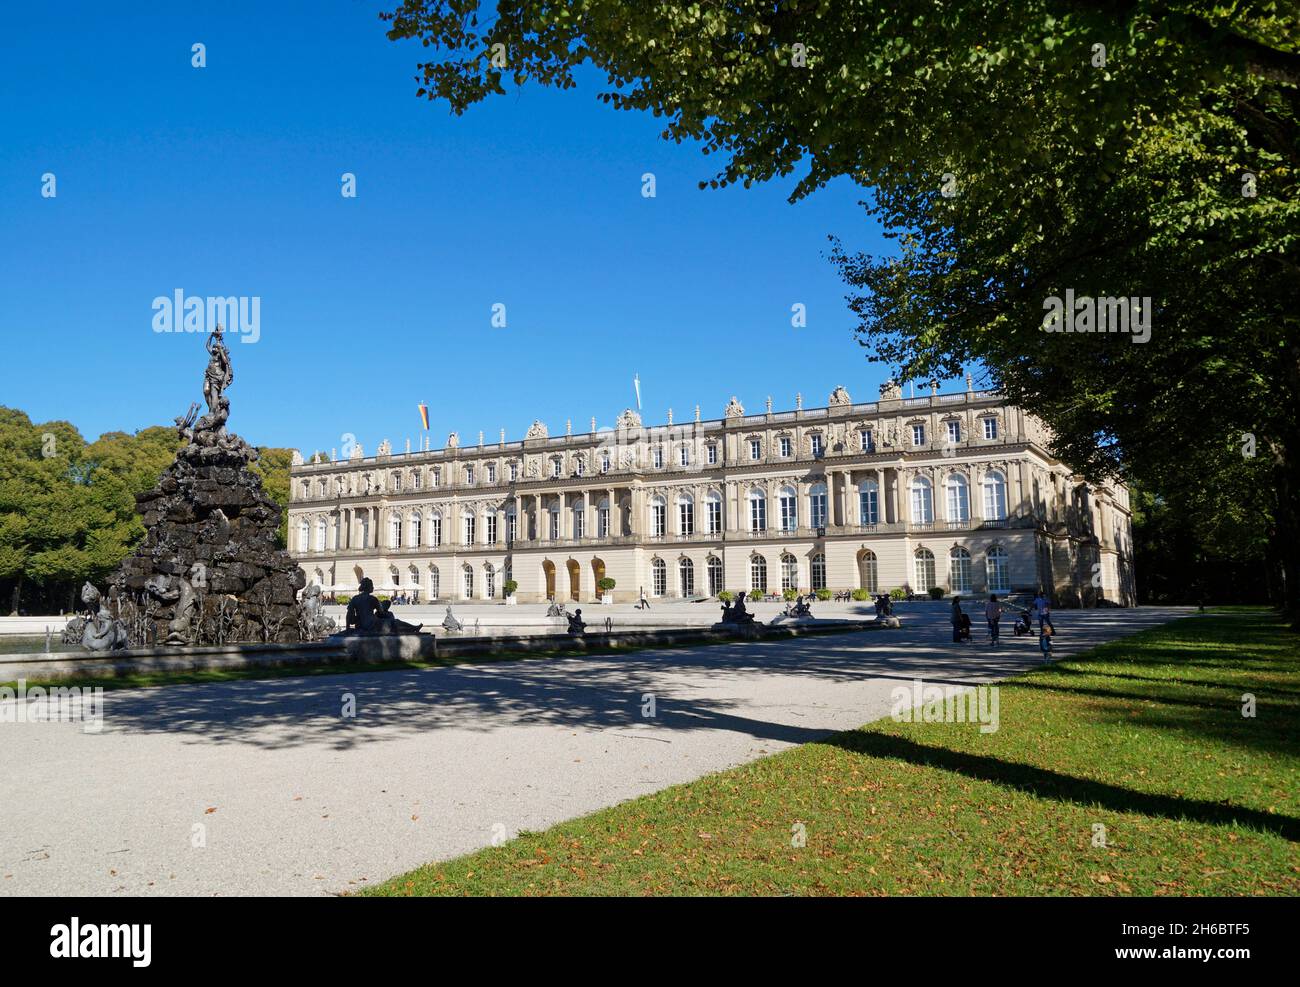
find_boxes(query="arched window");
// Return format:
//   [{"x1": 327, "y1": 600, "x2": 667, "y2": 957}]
[
  {"x1": 811, "y1": 553, "x2": 827, "y2": 591},
  {"x1": 704, "y1": 490, "x2": 723, "y2": 534},
  {"x1": 314, "y1": 517, "x2": 326, "y2": 552},
  {"x1": 781, "y1": 553, "x2": 799, "y2": 591},
  {"x1": 809, "y1": 483, "x2": 828, "y2": 529},
  {"x1": 949, "y1": 546, "x2": 972, "y2": 592},
  {"x1": 946, "y1": 473, "x2": 970, "y2": 523},
  {"x1": 390, "y1": 565, "x2": 401, "y2": 587},
  {"x1": 911, "y1": 476, "x2": 934, "y2": 524},
  {"x1": 573, "y1": 455, "x2": 585, "y2": 477},
  {"x1": 297, "y1": 518, "x2": 310, "y2": 552},
  {"x1": 462, "y1": 510, "x2": 476, "y2": 545},
  {"x1": 428, "y1": 565, "x2": 440, "y2": 600},
  {"x1": 462, "y1": 563, "x2": 474, "y2": 599},
  {"x1": 706, "y1": 556, "x2": 723, "y2": 597},
  {"x1": 749, "y1": 488, "x2": 767, "y2": 532},
  {"x1": 750, "y1": 554, "x2": 768, "y2": 593},
  {"x1": 649, "y1": 495, "x2": 667, "y2": 538},
  {"x1": 677, "y1": 493, "x2": 694, "y2": 535},
  {"x1": 858, "y1": 479, "x2": 879, "y2": 526},
  {"x1": 778, "y1": 486, "x2": 798, "y2": 532},
  {"x1": 389, "y1": 513, "x2": 403, "y2": 548},
  {"x1": 429, "y1": 512, "x2": 442, "y2": 547},
  {"x1": 987, "y1": 546, "x2": 1010, "y2": 593},
  {"x1": 679, "y1": 557, "x2": 695, "y2": 596},
  {"x1": 983, "y1": 471, "x2": 1008, "y2": 520},
  {"x1": 484, "y1": 562, "x2": 496, "y2": 599},
  {"x1": 650, "y1": 557, "x2": 667, "y2": 596},
  {"x1": 410, "y1": 513, "x2": 422, "y2": 547},
  {"x1": 914, "y1": 548, "x2": 936, "y2": 591},
  {"x1": 858, "y1": 550, "x2": 878, "y2": 593}
]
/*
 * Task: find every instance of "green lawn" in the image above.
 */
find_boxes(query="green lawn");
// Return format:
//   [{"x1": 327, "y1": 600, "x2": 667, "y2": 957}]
[{"x1": 367, "y1": 609, "x2": 1300, "y2": 896}]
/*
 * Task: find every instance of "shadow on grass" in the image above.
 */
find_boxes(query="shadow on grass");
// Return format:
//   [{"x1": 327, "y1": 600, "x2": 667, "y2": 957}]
[{"x1": 825, "y1": 729, "x2": 1300, "y2": 842}]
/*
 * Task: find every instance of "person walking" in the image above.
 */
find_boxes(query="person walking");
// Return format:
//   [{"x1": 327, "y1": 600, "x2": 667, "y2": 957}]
[
  {"x1": 985, "y1": 594, "x2": 1002, "y2": 645},
  {"x1": 950, "y1": 596, "x2": 965, "y2": 643},
  {"x1": 638, "y1": 586, "x2": 650, "y2": 610}
]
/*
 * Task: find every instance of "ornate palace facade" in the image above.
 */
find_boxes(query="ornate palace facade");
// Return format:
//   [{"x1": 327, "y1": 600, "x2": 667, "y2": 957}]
[{"x1": 287, "y1": 381, "x2": 1135, "y2": 606}]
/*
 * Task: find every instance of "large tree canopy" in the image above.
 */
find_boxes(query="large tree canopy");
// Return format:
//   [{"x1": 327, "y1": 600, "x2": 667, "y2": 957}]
[{"x1": 383, "y1": 0, "x2": 1299, "y2": 610}]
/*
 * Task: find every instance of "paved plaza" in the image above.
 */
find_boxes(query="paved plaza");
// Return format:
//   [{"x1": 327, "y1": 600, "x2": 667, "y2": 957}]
[{"x1": 0, "y1": 603, "x2": 1191, "y2": 896}]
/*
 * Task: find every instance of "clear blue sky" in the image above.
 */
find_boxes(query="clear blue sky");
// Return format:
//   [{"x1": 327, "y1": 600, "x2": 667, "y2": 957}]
[{"x1": 0, "y1": 0, "x2": 934, "y2": 455}]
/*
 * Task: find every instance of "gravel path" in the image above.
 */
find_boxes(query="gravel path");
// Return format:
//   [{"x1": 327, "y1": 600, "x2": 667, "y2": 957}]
[{"x1": 0, "y1": 605, "x2": 1191, "y2": 896}]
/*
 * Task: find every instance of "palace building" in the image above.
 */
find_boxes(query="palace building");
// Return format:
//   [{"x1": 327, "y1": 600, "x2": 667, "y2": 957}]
[{"x1": 286, "y1": 380, "x2": 1136, "y2": 606}]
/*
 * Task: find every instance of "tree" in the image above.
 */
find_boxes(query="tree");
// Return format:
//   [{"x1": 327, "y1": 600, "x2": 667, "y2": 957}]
[{"x1": 382, "y1": 1, "x2": 1300, "y2": 614}]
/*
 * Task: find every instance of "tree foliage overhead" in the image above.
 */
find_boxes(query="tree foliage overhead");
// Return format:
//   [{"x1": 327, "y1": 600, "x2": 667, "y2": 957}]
[{"x1": 383, "y1": 1, "x2": 1299, "y2": 608}]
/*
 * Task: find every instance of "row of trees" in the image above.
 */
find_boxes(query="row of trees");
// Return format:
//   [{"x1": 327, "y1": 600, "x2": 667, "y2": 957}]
[
  {"x1": 0, "y1": 406, "x2": 293, "y2": 616},
  {"x1": 382, "y1": 0, "x2": 1298, "y2": 617}
]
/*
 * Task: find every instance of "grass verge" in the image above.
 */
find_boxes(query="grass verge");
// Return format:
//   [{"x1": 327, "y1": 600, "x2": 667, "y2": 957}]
[{"x1": 366, "y1": 609, "x2": 1300, "y2": 896}]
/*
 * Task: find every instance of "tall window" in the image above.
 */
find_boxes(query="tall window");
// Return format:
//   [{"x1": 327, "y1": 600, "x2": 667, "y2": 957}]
[
  {"x1": 463, "y1": 564, "x2": 474, "y2": 599},
  {"x1": 462, "y1": 512, "x2": 476, "y2": 545},
  {"x1": 412, "y1": 471, "x2": 422, "y2": 490},
  {"x1": 651, "y1": 558, "x2": 667, "y2": 596},
  {"x1": 390, "y1": 514, "x2": 402, "y2": 548},
  {"x1": 860, "y1": 429, "x2": 874, "y2": 452},
  {"x1": 914, "y1": 548, "x2": 937, "y2": 591},
  {"x1": 705, "y1": 492, "x2": 722, "y2": 534},
  {"x1": 392, "y1": 473, "x2": 402, "y2": 492},
  {"x1": 598, "y1": 500, "x2": 610, "y2": 538},
  {"x1": 859, "y1": 550, "x2": 878, "y2": 593},
  {"x1": 410, "y1": 514, "x2": 422, "y2": 547},
  {"x1": 983, "y1": 471, "x2": 1008, "y2": 520},
  {"x1": 315, "y1": 518, "x2": 326, "y2": 552},
  {"x1": 750, "y1": 554, "x2": 768, "y2": 593},
  {"x1": 946, "y1": 420, "x2": 961, "y2": 444},
  {"x1": 678, "y1": 495, "x2": 694, "y2": 535},
  {"x1": 946, "y1": 473, "x2": 970, "y2": 523},
  {"x1": 432, "y1": 468, "x2": 441, "y2": 487},
  {"x1": 574, "y1": 456, "x2": 585, "y2": 477},
  {"x1": 551, "y1": 457, "x2": 562, "y2": 478},
  {"x1": 707, "y1": 556, "x2": 723, "y2": 596},
  {"x1": 809, "y1": 483, "x2": 828, "y2": 529},
  {"x1": 507, "y1": 512, "x2": 517, "y2": 543},
  {"x1": 679, "y1": 446, "x2": 690, "y2": 467},
  {"x1": 430, "y1": 513, "x2": 442, "y2": 546},
  {"x1": 781, "y1": 553, "x2": 798, "y2": 591},
  {"x1": 706, "y1": 443, "x2": 718, "y2": 465},
  {"x1": 811, "y1": 434, "x2": 824, "y2": 458},
  {"x1": 486, "y1": 513, "x2": 498, "y2": 544},
  {"x1": 298, "y1": 519, "x2": 310, "y2": 552},
  {"x1": 487, "y1": 463, "x2": 496, "y2": 484},
  {"x1": 911, "y1": 476, "x2": 934, "y2": 524},
  {"x1": 811, "y1": 553, "x2": 827, "y2": 591},
  {"x1": 428, "y1": 565, "x2": 439, "y2": 599},
  {"x1": 508, "y1": 462, "x2": 518, "y2": 482},
  {"x1": 987, "y1": 546, "x2": 1010, "y2": 592},
  {"x1": 679, "y1": 557, "x2": 694, "y2": 596},
  {"x1": 650, "y1": 496, "x2": 666, "y2": 537},
  {"x1": 859, "y1": 480, "x2": 879, "y2": 526},
  {"x1": 549, "y1": 507, "x2": 560, "y2": 540},
  {"x1": 359, "y1": 514, "x2": 370, "y2": 548},
  {"x1": 778, "y1": 487, "x2": 797, "y2": 531},
  {"x1": 465, "y1": 465, "x2": 476, "y2": 485},
  {"x1": 912, "y1": 424, "x2": 926, "y2": 446},
  {"x1": 749, "y1": 489, "x2": 767, "y2": 531},
  {"x1": 779, "y1": 436, "x2": 792, "y2": 458},
  {"x1": 982, "y1": 417, "x2": 999, "y2": 440},
  {"x1": 949, "y1": 547, "x2": 972, "y2": 592},
  {"x1": 601, "y1": 453, "x2": 611, "y2": 473},
  {"x1": 484, "y1": 563, "x2": 496, "y2": 599},
  {"x1": 653, "y1": 447, "x2": 664, "y2": 469},
  {"x1": 749, "y1": 439, "x2": 761, "y2": 460},
  {"x1": 572, "y1": 505, "x2": 584, "y2": 539}
]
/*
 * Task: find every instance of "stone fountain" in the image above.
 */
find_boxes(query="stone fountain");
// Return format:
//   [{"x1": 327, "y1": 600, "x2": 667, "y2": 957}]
[{"x1": 102, "y1": 325, "x2": 306, "y2": 646}]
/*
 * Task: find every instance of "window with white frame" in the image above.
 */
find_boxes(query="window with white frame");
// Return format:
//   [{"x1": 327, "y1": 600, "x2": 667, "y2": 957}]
[
  {"x1": 653, "y1": 446, "x2": 664, "y2": 469},
  {"x1": 572, "y1": 504, "x2": 584, "y2": 538},
  {"x1": 946, "y1": 473, "x2": 970, "y2": 523},
  {"x1": 810, "y1": 434, "x2": 824, "y2": 458},
  {"x1": 487, "y1": 463, "x2": 496, "y2": 484},
  {"x1": 600, "y1": 453, "x2": 611, "y2": 473},
  {"x1": 706, "y1": 556, "x2": 723, "y2": 596},
  {"x1": 912, "y1": 424, "x2": 927, "y2": 446},
  {"x1": 779, "y1": 436, "x2": 792, "y2": 458},
  {"x1": 987, "y1": 546, "x2": 1010, "y2": 592},
  {"x1": 946, "y1": 420, "x2": 961, "y2": 444},
  {"x1": 462, "y1": 512, "x2": 476, "y2": 545},
  {"x1": 484, "y1": 563, "x2": 496, "y2": 599},
  {"x1": 463, "y1": 564, "x2": 474, "y2": 599},
  {"x1": 430, "y1": 513, "x2": 441, "y2": 546},
  {"x1": 914, "y1": 548, "x2": 936, "y2": 591},
  {"x1": 650, "y1": 496, "x2": 666, "y2": 537},
  {"x1": 859, "y1": 480, "x2": 879, "y2": 525},
  {"x1": 949, "y1": 547, "x2": 972, "y2": 592},
  {"x1": 549, "y1": 506, "x2": 560, "y2": 540},
  {"x1": 859, "y1": 550, "x2": 878, "y2": 593},
  {"x1": 679, "y1": 557, "x2": 694, "y2": 597},
  {"x1": 705, "y1": 492, "x2": 722, "y2": 533},
  {"x1": 390, "y1": 514, "x2": 403, "y2": 548},
  {"x1": 706, "y1": 443, "x2": 718, "y2": 465},
  {"x1": 679, "y1": 446, "x2": 690, "y2": 467},
  {"x1": 506, "y1": 512, "x2": 517, "y2": 543},
  {"x1": 597, "y1": 500, "x2": 610, "y2": 538},
  {"x1": 410, "y1": 513, "x2": 422, "y2": 547},
  {"x1": 412, "y1": 471, "x2": 422, "y2": 490},
  {"x1": 750, "y1": 489, "x2": 767, "y2": 531},
  {"x1": 651, "y1": 558, "x2": 667, "y2": 596},
  {"x1": 551, "y1": 457, "x2": 562, "y2": 478},
  {"x1": 749, "y1": 438, "x2": 761, "y2": 460},
  {"x1": 778, "y1": 487, "x2": 797, "y2": 531},
  {"x1": 432, "y1": 467, "x2": 441, "y2": 487},
  {"x1": 781, "y1": 553, "x2": 798, "y2": 591},
  {"x1": 508, "y1": 462, "x2": 518, "y2": 482},
  {"x1": 983, "y1": 470, "x2": 1008, "y2": 520},
  {"x1": 860, "y1": 429, "x2": 874, "y2": 452},
  {"x1": 982, "y1": 417, "x2": 999, "y2": 440},
  {"x1": 296, "y1": 518, "x2": 309, "y2": 551},
  {"x1": 678, "y1": 495, "x2": 694, "y2": 535},
  {"x1": 428, "y1": 565, "x2": 440, "y2": 599},
  {"x1": 911, "y1": 476, "x2": 934, "y2": 524},
  {"x1": 750, "y1": 554, "x2": 768, "y2": 593},
  {"x1": 809, "y1": 483, "x2": 828, "y2": 529},
  {"x1": 392, "y1": 473, "x2": 402, "y2": 492},
  {"x1": 811, "y1": 553, "x2": 826, "y2": 591},
  {"x1": 486, "y1": 513, "x2": 497, "y2": 544},
  {"x1": 574, "y1": 456, "x2": 585, "y2": 477},
  {"x1": 315, "y1": 518, "x2": 326, "y2": 552}
]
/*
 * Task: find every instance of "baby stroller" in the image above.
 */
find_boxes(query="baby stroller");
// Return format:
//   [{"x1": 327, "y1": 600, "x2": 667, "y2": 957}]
[
  {"x1": 1011, "y1": 606, "x2": 1033, "y2": 636},
  {"x1": 957, "y1": 612, "x2": 972, "y2": 642}
]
